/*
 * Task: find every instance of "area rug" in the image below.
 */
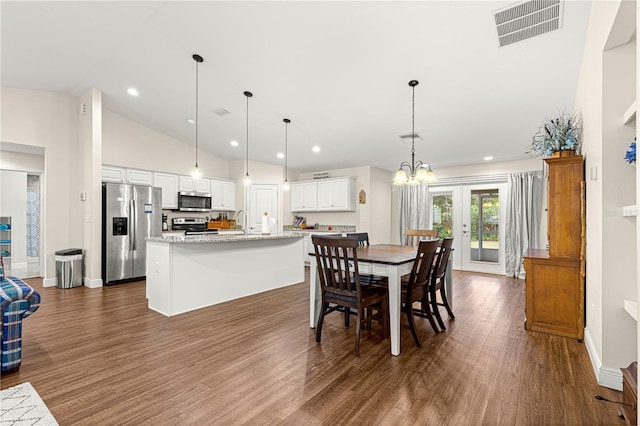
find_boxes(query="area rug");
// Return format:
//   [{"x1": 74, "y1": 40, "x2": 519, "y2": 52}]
[{"x1": 0, "y1": 382, "x2": 58, "y2": 425}]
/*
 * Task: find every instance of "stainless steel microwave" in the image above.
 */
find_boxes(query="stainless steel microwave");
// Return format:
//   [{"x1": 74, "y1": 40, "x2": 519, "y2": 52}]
[{"x1": 177, "y1": 192, "x2": 212, "y2": 212}]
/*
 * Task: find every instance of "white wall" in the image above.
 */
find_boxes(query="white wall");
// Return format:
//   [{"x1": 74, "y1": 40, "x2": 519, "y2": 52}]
[
  {"x1": 1, "y1": 87, "x2": 81, "y2": 283},
  {"x1": 574, "y1": 0, "x2": 637, "y2": 389},
  {"x1": 369, "y1": 167, "x2": 392, "y2": 244},
  {"x1": 102, "y1": 109, "x2": 230, "y2": 179},
  {"x1": 0, "y1": 170, "x2": 27, "y2": 268},
  {"x1": 0, "y1": 150, "x2": 44, "y2": 171}
]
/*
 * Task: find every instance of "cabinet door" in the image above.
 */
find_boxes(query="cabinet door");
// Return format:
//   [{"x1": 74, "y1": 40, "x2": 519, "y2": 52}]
[
  {"x1": 102, "y1": 166, "x2": 125, "y2": 183},
  {"x1": 179, "y1": 176, "x2": 195, "y2": 192},
  {"x1": 330, "y1": 179, "x2": 350, "y2": 210},
  {"x1": 195, "y1": 178, "x2": 210, "y2": 194},
  {"x1": 291, "y1": 182, "x2": 317, "y2": 211},
  {"x1": 317, "y1": 181, "x2": 332, "y2": 210},
  {"x1": 154, "y1": 172, "x2": 179, "y2": 209},
  {"x1": 221, "y1": 181, "x2": 236, "y2": 211},
  {"x1": 126, "y1": 169, "x2": 153, "y2": 186},
  {"x1": 211, "y1": 180, "x2": 236, "y2": 211},
  {"x1": 317, "y1": 178, "x2": 353, "y2": 211}
]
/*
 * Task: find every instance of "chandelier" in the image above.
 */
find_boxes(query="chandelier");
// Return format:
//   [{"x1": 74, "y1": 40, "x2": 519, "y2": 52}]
[{"x1": 393, "y1": 80, "x2": 437, "y2": 185}]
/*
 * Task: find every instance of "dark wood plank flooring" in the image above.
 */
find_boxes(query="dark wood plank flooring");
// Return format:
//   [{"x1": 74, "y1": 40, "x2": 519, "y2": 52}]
[{"x1": 2, "y1": 270, "x2": 625, "y2": 425}]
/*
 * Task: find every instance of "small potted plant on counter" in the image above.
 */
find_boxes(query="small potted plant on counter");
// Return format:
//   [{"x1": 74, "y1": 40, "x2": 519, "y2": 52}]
[{"x1": 528, "y1": 111, "x2": 582, "y2": 158}]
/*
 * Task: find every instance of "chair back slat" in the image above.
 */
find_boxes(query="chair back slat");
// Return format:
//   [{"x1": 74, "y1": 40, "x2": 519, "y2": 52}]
[
  {"x1": 312, "y1": 235, "x2": 360, "y2": 297},
  {"x1": 406, "y1": 240, "x2": 440, "y2": 294},
  {"x1": 433, "y1": 237, "x2": 454, "y2": 279},
  {"x1": 404, "y1": 229, "x2": 438, "y2": 246}
]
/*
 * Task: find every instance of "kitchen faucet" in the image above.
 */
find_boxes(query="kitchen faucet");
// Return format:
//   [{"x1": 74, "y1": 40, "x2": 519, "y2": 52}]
[{"x1": 236, "y1": 209, "x2": 247, "y2": 235}]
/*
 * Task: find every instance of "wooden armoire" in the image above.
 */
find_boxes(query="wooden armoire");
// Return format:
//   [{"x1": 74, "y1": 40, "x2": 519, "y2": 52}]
[{"x1": 523, "y1": 154, "x2": 585, "y2": 340}]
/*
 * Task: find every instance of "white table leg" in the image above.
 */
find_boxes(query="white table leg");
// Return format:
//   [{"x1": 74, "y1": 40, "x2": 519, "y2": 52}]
[{"x1": 388, "y1": 265, "x2": 401, "y2": 356}]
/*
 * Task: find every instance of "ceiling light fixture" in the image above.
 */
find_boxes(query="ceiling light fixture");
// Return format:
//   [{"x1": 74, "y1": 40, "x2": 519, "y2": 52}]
[
  {"x1": 484, "y1": 156, "x2": 494, "y2": 161},
  {"x1": 230, "y1": 140, "x2": 238, "y2": 147},
  {"x1": 243, "y1": 90, "x2": 253, "y2": 186},
  {"x1": 191, "y1": 54, "x2": 204, "y2": 179},
  {"x1": 312, "y1": 146, "x2": 320, "y2": 153},
  {"x1": 186, "y1": 119, "x2": 195, "y2": 124},
  {"x1": 393, "y1": 80, "x2": 437, "y2": 185},
  {"x1": 283, "y1": 118, "x2": 291, "y2": 191},
  {"x1": 127, "y1": 87, "x2": 139, "y2": 96}
]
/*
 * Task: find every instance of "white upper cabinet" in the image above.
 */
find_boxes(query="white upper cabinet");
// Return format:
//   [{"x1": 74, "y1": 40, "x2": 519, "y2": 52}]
[
  {"x1": 125, "y1": 169, "x2": 153, "y2": 186},
  {"x1": 211, "y1": 180, "x2": 236, "y2": 211},
  {"x1": 291, "y1": 181, "x2": 318, "y2": 212},
  {"x1": 195, "y1": 178, "x2": 211, "y2": 194},
  {"x1": 154, "y1": 172, "x2": 179, "y2": 209},
  {"x1": 101, "y1": 166, "x2": 125, "y2": 183},
  {"x1": 317, "y1": 178, "x2": 355, "y2": 211}
]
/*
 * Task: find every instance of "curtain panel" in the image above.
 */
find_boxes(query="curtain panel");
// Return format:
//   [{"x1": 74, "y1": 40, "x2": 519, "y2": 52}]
[
  {"x1": 398, "y1": 182, "x2": 430, "y2": 242},
  {"x1": 505, "y1": 171, "x2": 543, "y2": 278}
]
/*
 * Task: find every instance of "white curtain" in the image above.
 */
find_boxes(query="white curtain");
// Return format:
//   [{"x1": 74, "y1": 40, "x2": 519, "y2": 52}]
[
  {"x1": 505, "y1": 171, "x2": 543, "y2": 278},
  {"x1": 398, "y1": 182, "x2": 430, "y2": 242}
]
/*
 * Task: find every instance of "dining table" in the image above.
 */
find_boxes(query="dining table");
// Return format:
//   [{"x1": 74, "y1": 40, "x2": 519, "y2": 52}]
[{"x1": 309, "y1": 243, "x2": 453, "y2": 356}]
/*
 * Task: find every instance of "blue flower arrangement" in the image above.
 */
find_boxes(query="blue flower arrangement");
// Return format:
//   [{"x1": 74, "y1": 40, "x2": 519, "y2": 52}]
[
  {"x1": 528, "y1": 111, "x2": 582, "y2": 158},
  {"x1": 624, "y1": 140, "x2": 636, "y2": 165}
]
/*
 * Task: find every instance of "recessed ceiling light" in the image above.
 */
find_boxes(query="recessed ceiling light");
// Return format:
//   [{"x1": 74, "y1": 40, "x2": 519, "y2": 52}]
[
  {"x1": 277, "y1": 152, "x2": 284, "y2": 159},
  {"x1": 186, "y1": 119, "x2": 195, "y2": 124},
  {"x1": 127, "y1": 87, "x2": 139, "y2": 96},
  {"x1": 312, "y1": 146, "x2": 320, "y2": 153},
  {"x1": 484, "y1": 156, "x2": 494, "y2": 161},
  {"x1": 230, "y1": 140, "x2": 239, "y2": 147}
]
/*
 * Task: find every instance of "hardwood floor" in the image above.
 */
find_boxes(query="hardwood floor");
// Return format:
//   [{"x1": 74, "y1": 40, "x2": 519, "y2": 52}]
[{"x1": 2, "y1": 270, "x2": 625, "y2": 425}]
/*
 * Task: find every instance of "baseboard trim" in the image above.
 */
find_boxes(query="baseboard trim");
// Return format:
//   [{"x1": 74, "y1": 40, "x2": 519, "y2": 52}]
[
  {"x1": 42, "y1": 277, "x2": 57, "y2": 287},
  {"x1": 584, "y1": 327, "x2": 623, "y2": 391},
  {"x1": 83, "y1": 277, "x2": 103, "y2": 289}
]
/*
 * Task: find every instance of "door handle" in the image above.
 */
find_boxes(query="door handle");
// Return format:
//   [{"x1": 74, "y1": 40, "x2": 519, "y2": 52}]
[{"x1": 130, "y1": 200, "x2": 136, "y2": 250}]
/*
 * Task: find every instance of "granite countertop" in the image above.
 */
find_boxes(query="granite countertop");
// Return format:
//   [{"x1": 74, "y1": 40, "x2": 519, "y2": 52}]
[{"x1": 148, "y1": 233, "x2": 304, "y2": 244}]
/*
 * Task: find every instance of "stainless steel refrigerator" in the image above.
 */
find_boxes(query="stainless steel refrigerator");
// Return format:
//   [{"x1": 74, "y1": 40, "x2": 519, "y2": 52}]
[{"x1": 102, "y1": 183, "x2": 162, "y2": 285}]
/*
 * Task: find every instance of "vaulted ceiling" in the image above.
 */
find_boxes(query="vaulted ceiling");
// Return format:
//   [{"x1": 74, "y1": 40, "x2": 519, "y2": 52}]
[{"x1": 1, "y1": 1, "x2": 592, "y2": 173}]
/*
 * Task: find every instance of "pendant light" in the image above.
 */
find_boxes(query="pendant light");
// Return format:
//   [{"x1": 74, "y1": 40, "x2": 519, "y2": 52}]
[
  {"x1": 283, "y1": 118, "x2": 291, "y2": 191},
  {"x1": 243, "y1": 90, "x2": 253, "y2": 186},
  {"x1": 393, "y1": 80, "x2": 437, "y2": 185},
  {"x1": 191, "y1": 54, "x2": 204, "y2": 179}
]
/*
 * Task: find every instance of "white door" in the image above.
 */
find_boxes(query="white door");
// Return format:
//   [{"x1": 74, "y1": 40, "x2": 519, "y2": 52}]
[
  {"x1": 248, "y1": 184, "x2": 279, "y2": 234},
  {"x1": 429, "y1": 182, "x2": 506, "y2": 275},
  {"x1": 461, "y1": 183, "x2": 507, "y2": 274}
]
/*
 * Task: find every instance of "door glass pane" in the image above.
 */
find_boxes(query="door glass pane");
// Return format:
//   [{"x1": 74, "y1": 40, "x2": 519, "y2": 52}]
[
  {"x1": 432, "y1": 194, "x2": 453, "y2": 237},
  {"x1": 470, "y1": 189, "x2": 499, "y2": 263}
]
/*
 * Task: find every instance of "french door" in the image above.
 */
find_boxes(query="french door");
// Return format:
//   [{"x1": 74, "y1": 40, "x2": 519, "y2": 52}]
[{"x1": 429, "y1": 182, "x2": 507, "y2": 275}]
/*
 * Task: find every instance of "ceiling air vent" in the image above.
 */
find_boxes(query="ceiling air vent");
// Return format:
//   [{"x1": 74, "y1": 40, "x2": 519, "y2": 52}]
[
  {"x1": 213, "y1": 108, "x2": 230, "y2": 116},
  {"x1": 493, "y1": 0, "x2": 563, "y2": 47}
]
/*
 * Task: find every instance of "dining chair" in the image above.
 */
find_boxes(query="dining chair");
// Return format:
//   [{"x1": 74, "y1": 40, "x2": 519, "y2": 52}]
[
  {"x1": 312, "y1": 235, "x2": 388, "y2": 357},
  {"x1": 429, "y1": 237, "x2": 455, "y2": 330},
  {"x1": 404, "y1": 229, "x2": 438, "y2": 246},
  {"x1": 346, "y1": 232, "x2": 369, "y2": 247},
  {"x1": 402, "y1": 239, "x2": 440, "y2": 346}
]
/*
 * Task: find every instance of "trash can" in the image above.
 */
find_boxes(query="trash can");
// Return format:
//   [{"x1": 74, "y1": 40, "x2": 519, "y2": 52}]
[{"x1": 55, "y1": 248, "x2": 83, "y2": 288}]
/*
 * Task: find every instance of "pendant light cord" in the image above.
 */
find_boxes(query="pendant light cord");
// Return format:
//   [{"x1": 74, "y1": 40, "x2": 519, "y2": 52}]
[
  {"x1": 284, "y1": 118, "x2": 290, "y2": 182},
  {"x1": 246, "y1": 95, "x2": 249, "y2": 175},
  {"x1": 195, "y1": 59, "x2": 199, "y2": 169},
  {"x1": 411, "y1": 82, "x2": 415, "y2": 175}
]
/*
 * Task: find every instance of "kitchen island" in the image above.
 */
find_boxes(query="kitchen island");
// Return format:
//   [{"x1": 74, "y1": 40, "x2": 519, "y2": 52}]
[{"x1": 146, "y1": 233, "x2": 304, "y2": 316}]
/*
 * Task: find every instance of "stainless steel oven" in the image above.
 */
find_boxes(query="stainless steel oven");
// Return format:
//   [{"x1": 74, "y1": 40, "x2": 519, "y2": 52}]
[{"x1": 177, "y1": 192, "x2": 211, "y2": 212}]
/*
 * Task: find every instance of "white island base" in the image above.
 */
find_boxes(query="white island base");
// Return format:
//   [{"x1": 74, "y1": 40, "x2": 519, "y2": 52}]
[{"x1": 146, "y1": 235, "x2": 304, "y2": 316}]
